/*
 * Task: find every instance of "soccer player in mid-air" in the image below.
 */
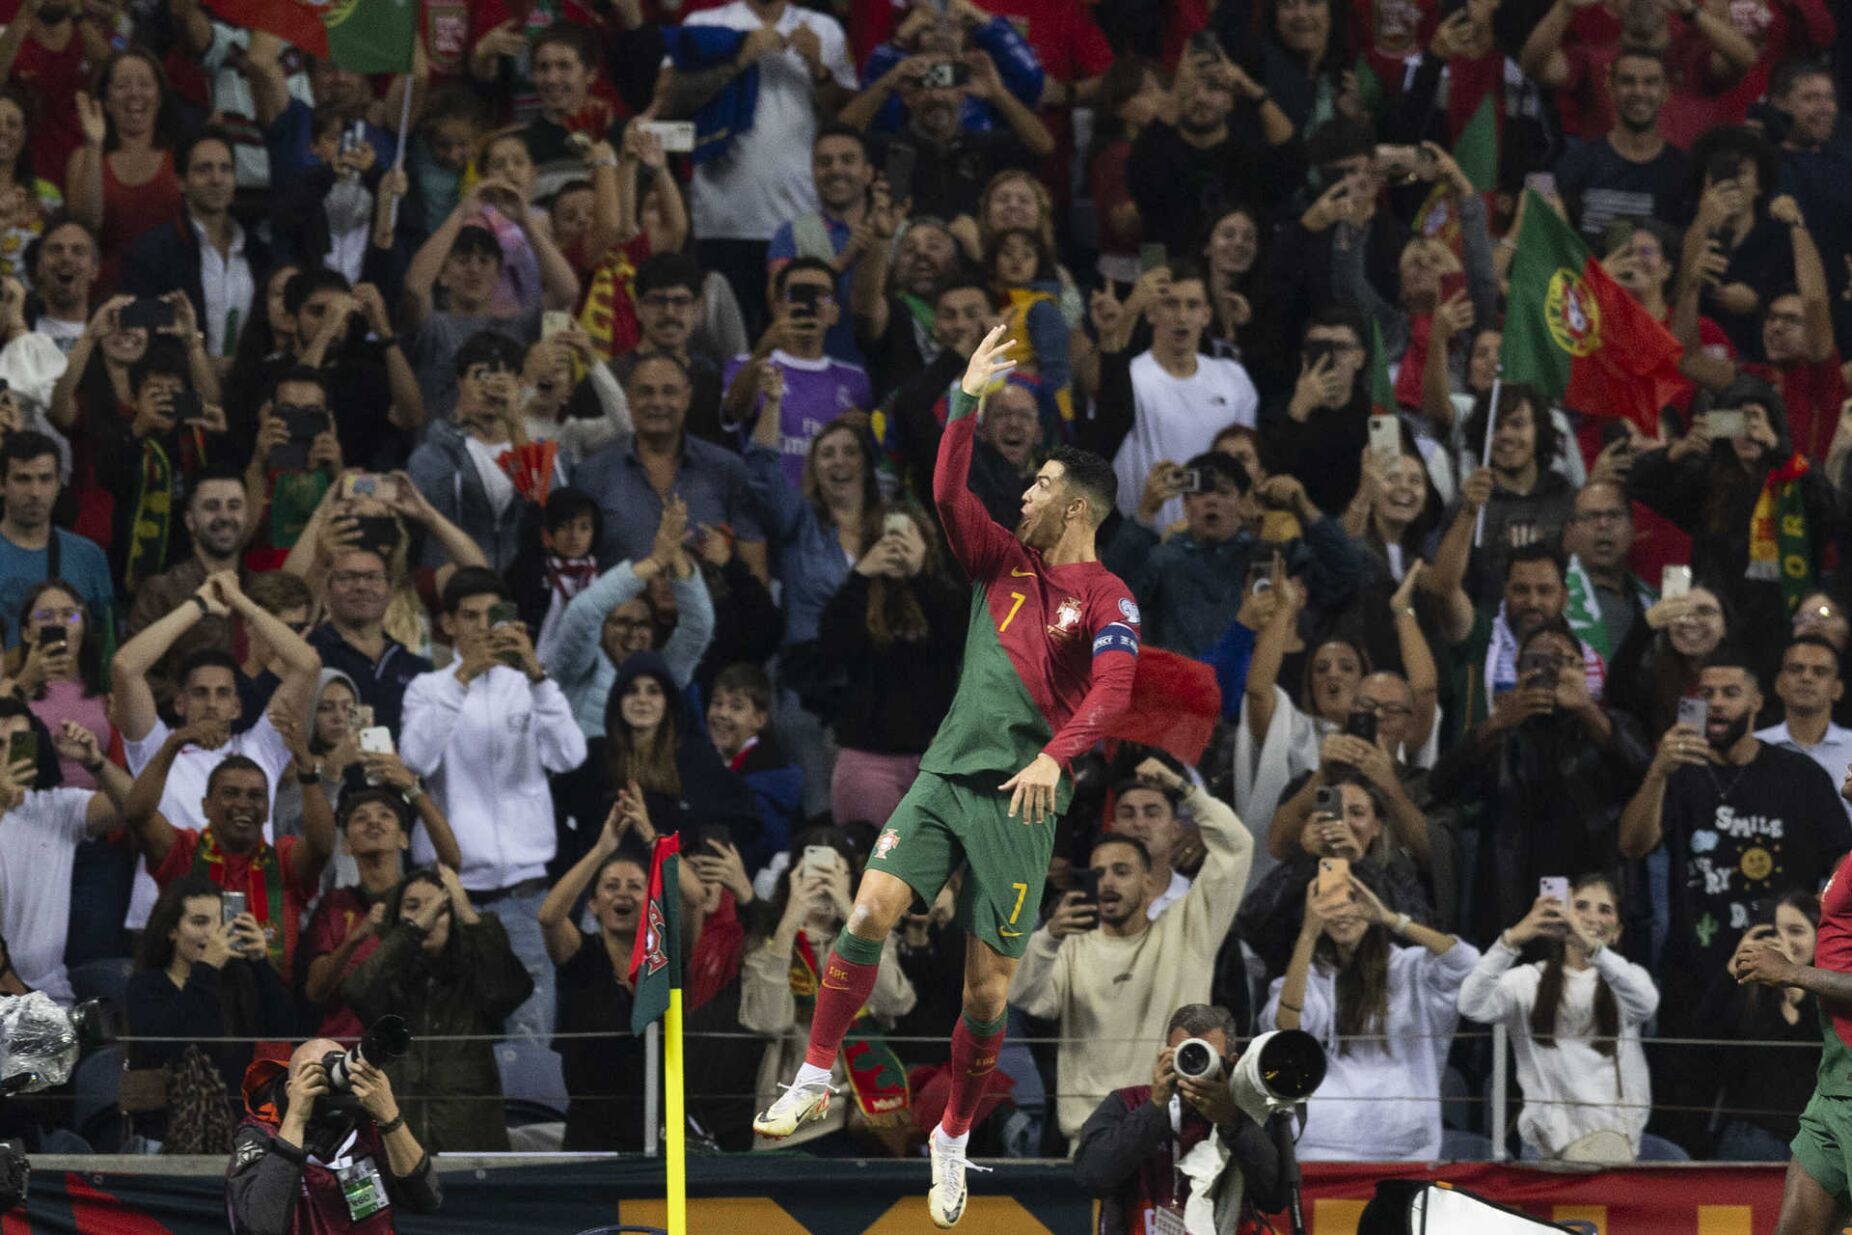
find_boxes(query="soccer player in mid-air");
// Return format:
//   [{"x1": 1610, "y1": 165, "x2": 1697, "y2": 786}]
[
  {"x1": 1736, "y1": 769, "x2": 1852, "y2": 1234},
  {"x1": 752, "y1": 324, "x2": 1140, "y2": 1227}
]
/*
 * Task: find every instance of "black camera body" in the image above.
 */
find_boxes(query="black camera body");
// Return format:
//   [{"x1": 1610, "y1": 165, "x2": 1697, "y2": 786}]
[{"x1": 322, "y1": 1015, "x2": 412, "y2": 1095}]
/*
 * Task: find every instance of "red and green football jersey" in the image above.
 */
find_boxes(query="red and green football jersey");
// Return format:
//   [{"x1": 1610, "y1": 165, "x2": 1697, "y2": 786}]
[
  {"x1": 918, "y1": 390, "x2": 1139, "y2": 809},
  {"x1": 1815, "y1": 851, "x2": 1852, "y2": 1097}
]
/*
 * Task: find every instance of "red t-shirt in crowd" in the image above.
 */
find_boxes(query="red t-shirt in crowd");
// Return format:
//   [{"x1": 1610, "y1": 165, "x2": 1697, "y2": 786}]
[
  {"x1": 302, "y1": 886, "x2": 387, "y2": 1042},
  {"x1": 8, "y1": 31, "x2": 89, "y2": 192},
  {"x1": 150, "y1": 828, "x2": 318, "y2": 981},
  {"x1": 1745, "y1": 354, "x2": 1847, "y2": 465}
]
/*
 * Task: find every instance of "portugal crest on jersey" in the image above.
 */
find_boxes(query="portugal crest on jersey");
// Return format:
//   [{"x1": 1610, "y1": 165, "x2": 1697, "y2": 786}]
[{"x1": 1047, "y1": 597, "x2": 1084, "y2": 639}]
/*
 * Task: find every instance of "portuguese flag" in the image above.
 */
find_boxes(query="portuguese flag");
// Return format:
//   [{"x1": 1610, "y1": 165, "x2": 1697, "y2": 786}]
[
  {"x1": 205, "y1": 0, "x2": 417, "y2": 73},
  {"x1": 628, "y1": 833, "x2": 682, "y2": 1034},
  {"x1": 1500, "y1": 189, "x2": 1684, "y2": 434}
]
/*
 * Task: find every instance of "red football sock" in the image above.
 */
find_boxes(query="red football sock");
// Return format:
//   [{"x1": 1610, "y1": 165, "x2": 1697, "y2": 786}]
[
  {"x1": 941, "y1": 1011, "x2": 1008, "y2": 1137},
  {"x1": 803, "y1": 931, "x2": 883, "y2": 1070}
]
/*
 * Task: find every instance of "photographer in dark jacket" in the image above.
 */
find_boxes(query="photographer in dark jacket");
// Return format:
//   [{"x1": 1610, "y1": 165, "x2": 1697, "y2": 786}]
[
  {"x1": 227, "y1": 1036, "x2": 440, "y2": 1235},
  {"x1": 1074, "y1": 1003, "x2": 1285, "y2": 1234}
]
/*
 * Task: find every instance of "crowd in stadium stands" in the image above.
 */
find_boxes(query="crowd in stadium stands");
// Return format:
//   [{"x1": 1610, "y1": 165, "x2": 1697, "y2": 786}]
[{"x1": 0, "y1": 0, "x2": 1848, "y2": 1181}]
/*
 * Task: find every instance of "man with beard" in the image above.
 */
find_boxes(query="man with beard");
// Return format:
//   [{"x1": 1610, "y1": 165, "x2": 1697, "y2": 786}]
[
  {"x1": 752, "y1": 326, "x2": 1140, "y2": 1227},
  {"x1": 121, "y1": 128, "x2": 267, "y2": 374},
  {"x1": 123, "y1": 464, "x2": 253, "y2": 701},
  {"x1": 861, "y1": 48, "x2": 1052, "y2": 222},
  {"x1": 1621, "y1": 652, "x2": 1851, "y2": 1017},
  {"x1": 1562, "y1": 480, "x2": 1654, "y2": 664},
  {"x1": 125, "y1": 721, "x2": 336, "y2": 981},
  {"x1": 770, "y1": 125, "x2": 875, "y2": 366},
  {"x1": 1009, "y1": 755, "x2": 1251, "y2": 1151},
  {"x1": 24, "y1": 218, "x2": 97, "y2": 353},
  {"x1": 1756, "y1": 635, "x2": 1852, "y2": 822},
  {"x1": 1517, "y1": 0, "x2": 1755, "y2": 146},
  {"x1": 1433, "y1": 542, "x2": 1608, "y2": 746},
  {"x1": 852, "y1": 196, "x2": 964, "y2": 396},
  {"x1": 1127, "y1": 37, "x2": 1294, "y2": 252},
  {"x1": 1555, "y1": 49, "x2": 1691, "y2": 246}
]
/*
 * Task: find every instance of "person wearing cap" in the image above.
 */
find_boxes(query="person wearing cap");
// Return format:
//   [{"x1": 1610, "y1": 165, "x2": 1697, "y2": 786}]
[
  {"x1": 302, "y1": 785, "x2": 458, "y2": 1042},
  {"x1": 404, "y1": 220, "x2": 544, "y2": 423}
]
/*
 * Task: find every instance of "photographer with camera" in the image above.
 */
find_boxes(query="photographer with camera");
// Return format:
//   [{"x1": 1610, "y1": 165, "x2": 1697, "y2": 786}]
[
  {"x1": 227, "y1": 1032, "x2": 440, "y2": 1235},
  {"x1": 1073, "y1": 1003, "x2": 1285, "y2": 1235}
]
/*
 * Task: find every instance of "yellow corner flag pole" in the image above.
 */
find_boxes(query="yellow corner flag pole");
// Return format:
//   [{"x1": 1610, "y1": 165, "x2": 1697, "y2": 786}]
[{"x1": 665, "y1": 984, "x2": 687, "y2": 1234}]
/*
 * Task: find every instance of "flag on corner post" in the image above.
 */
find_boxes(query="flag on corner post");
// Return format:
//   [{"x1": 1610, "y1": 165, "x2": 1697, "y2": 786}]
[
  {"x1": 203, "y1": 0, "x2": 418, "y2": 74},
  {"x1": 1500, "y1": 189, "x2": 1685, "y2": 434},
  {"x1": 629, "y1": 834, "x2": 682, "y2": 1034}
]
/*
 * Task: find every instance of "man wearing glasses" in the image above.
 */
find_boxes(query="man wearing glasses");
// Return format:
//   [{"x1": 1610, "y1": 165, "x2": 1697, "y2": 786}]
[
  {"x1": 568, "y1": 254, "x2": 731, "y2": 447},
  {"x1": 306, "y1": 549, "x2": 433, "y2": 738},
  {"x1": 1562, "y1": 479, "x2": 1653, "y2": 662}
]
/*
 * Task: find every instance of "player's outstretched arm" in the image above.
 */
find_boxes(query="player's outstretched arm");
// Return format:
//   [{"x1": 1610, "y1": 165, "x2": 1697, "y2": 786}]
[
  {"x1": 1736, "y1": 942, "x2": 1852, "y2": 1015},
  {"x1": 935, "y1": 323, "x2": 1020, "y2": 578}
]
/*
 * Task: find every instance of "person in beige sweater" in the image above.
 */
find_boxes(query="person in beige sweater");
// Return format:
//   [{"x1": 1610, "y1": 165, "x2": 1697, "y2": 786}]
[
  {"x1": 739, "y1": 839, "x2": 916, "y2": 1152},
  {"x1": 1009, "y1": 758, "x2": 1253, "y2": 1147}
]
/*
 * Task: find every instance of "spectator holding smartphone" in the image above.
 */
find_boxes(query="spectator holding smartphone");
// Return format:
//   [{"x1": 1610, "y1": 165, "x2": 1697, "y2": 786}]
[
  {"x1": 1010, "y1": 760, "x2": 1251, "y2": 1149},
  {"x1": 124, "y1": 875, "x2": 296, "y2": 1153},
  {"x1": 1458, "y1": 875, "x2": 1666, "y2": 1162},
  {"x1": 1264, "y1": 872, "x2": 1477, "y2": 1161},
  {"x1": 1696, "y1": 890, "x2": 1822, "y2": 1159}
]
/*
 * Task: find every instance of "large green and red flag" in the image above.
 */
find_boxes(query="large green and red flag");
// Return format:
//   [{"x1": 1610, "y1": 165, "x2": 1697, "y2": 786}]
[
  {"x1": 628, "y1": 834, "x2": 682, "y2": 1034},
  {"x1": 206, "y1": 0, "x2": 417, "y2": 73},
  {"x1": 1500, "y1": 189, "x2": 1684, "y2": 434}
]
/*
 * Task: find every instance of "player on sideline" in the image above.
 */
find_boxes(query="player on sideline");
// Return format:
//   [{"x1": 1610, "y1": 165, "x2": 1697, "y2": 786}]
[
  {"x1": 1736, "y1": 769, "x2": 1852, "y2": 1234},
  {"x1": 752, "y1": 324, "x2": 1140, "y2": 1227}
]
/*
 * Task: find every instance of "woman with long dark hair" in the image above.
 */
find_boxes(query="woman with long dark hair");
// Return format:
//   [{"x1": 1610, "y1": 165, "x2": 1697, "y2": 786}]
[
  {"x1": 1086, "y1": 56, "x2": 1165, "y2": 290},
  {"x1": 1460, "y1": 874, "x2": 1660, "y2": 1161},
  {"x1": 1456, "y1": 383, "x2": 1578, "y2": 611},
  {"x1": 1264, "y1": 869, "x2": 1476, "y2": 1160},
  {"x1": 340, "y1": 864, "x2": 532, "y2": 1153},
  {"x1": 602, "y1": 650, "x2": 761, "y2": 854},
  {"x1": 124, "y1": 875, "x2": 293, "y2": 1153},
  {"x1": 1698, "y1": 890, "x2": 1822, "y2": 1160},
  {"x1": 1200, "y1": 204, "x2": 1266, "y2": 360},
  {"x1": 816, "y1": 506, "x2": 965, "y2": 828},
  {"x1": 1606, "y1": 582, "x2": 1730, "y2": 739}
]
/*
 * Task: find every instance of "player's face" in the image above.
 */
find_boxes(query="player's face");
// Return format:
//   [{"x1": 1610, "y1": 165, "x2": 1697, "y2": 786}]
[{"x1": 1017, "y1": 461, "x2": 1073, "y2": 550}]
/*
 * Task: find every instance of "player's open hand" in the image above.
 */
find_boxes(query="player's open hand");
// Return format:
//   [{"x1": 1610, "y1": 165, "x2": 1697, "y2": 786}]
[
  {"x1": 960, "y1": 322, "x2": 1017, "y2": 397},
  {"x1": 1001, "y1": 752, "x2": 1062, "y2": 825}
]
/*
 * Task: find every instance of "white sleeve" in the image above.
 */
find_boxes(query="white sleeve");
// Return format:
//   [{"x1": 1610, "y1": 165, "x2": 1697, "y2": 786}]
[
  {"x1": 1592, "y1": 947, "x2": 1661, "y2": 1026},
  {"x1": 398, "y1": 672, "x2": 464, "y2": 776},
  {"x1": 820, "y1": 17, "x2": 856, "y2": 88},
  {"x1": 530, "y1": 678, "x2": 588, "y2": 774},
  {"x1": 122, "y1": 716, "x2": 172, "y2": 774},
  {"x1": 29, "y1": 788, "x2": 94, "y2": 843},
  {"x1": 1457, "y1": 939, "x2": 1526, "y2": 1026}
]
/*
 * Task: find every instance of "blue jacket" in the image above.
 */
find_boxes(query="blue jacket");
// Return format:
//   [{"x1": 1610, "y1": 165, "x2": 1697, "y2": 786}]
[
  {"x1": 744, "y1": 443, "x2": 852, "y2": 646},
  {"x1": 407, "y1": 421, "x2": 533, "y2": 573},
  {"x1": 861, "y1": 18, "x2": 1044, "y2": 133},
  {"x1": 551, "y1": 560, "x2": 715, "y2": 740}
]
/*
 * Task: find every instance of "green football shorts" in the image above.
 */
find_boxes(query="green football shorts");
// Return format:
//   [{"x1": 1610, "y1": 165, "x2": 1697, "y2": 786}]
[
  {"x1": 865, "y1": 769, "x2": 1057, "y2": 959},
  {"x1": 1793, "y1": 1090, "x2": 1852, "y2": 1201}
]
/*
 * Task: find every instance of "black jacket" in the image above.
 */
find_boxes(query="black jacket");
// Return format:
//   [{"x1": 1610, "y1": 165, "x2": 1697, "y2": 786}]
[{"x1": 121, "y1": 211, "x2": 272, "y2": 339}]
